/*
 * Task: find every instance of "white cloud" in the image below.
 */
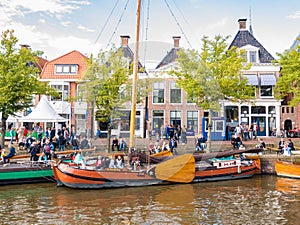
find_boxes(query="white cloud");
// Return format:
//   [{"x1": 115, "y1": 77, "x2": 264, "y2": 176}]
[
  {"x1": 77, "y1": 25, "x2": 95, "y2": 32},
  {"x1": 61, "y1": 21, "x2": 72, "y2": 27},
  {"x1": 287, "y1": 10, "x2": 300, "y2": 19},
  {"x1": 0, "y1": 0, "x2": 91, "y2": 20}
]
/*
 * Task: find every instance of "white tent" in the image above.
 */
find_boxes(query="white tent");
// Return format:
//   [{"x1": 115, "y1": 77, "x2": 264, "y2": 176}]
[{"x1": 19, "y1": 95, "x2": 68, "y2": 122}]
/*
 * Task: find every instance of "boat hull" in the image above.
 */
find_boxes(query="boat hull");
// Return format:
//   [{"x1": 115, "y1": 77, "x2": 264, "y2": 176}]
[
  {"x1": 0, "y1": 164, "x2": 54, "y2": 185},
  {"x1": 52, "y1": 159, "x2": 257, "y2": 189},
  {"x1": 52, "y1": 163, "x2": 164, "y2": 189},
  {"x1": 275, "y1": 161, "x2": 300, "y2": 179}
]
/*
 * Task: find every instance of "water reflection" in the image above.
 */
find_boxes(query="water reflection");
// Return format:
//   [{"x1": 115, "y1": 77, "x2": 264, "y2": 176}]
[{"x1": 0, "y1": 176, "x2": 300, "y2": 224}]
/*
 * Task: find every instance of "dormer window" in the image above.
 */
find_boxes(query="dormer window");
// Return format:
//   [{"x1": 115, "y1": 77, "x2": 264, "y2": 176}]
[
  {"x1": 241, "y1": 45, "x2": 259, "y2": 63},
  {"x1": 249, "y1": 51, "x2": 257, "y2": 63},
  {"x1": 55, "y1": 64, "x2": 78, "y2": 75}
]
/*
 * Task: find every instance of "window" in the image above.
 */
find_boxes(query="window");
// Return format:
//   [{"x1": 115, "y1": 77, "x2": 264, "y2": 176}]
[
  {"x1": 55, "y1": 64, "x2": 78, "y2": 75},
  {"x1": 153, "y1": 82, "x2": 165, "y2": 103},
  {"x1": 50, "y1": 84, "x2": 69, "y2": 101},
  {"x1": 241, "y1": 106, "x2": 249, "y2": 114},
  {"x1": 170, "y1": 82, "x2": 181, "y2": 103},
  {"x1": 251, "y1": 106, "x2": 266, "y2": 114},
  {"x1": 77, "y1": 84, "x2": 86, "y2": 102},
  {"x1": 75, "y1": 114, "x2": 86, "y2": 134},
  {"x1": 170, "y1": 110, "x2": 181, "y2": 127},
  {"x1": 187, "y1": 110, "x2": 198, "y2": 133},
  {"x1": 152, "y1": 110, "x2": 164, "y2": 131},
  {"x1": 282, "y1": 107, "x2": 285, "y2": 114},
  {"x1": 268, "y1": 106, "x2": 275, "y2": 115},
  {"x1": 260, "y1": 86, "x2": 273, "y2": 97},
  {"x1": 249, "y1": 51, "x2": 257, "y2": 63}
]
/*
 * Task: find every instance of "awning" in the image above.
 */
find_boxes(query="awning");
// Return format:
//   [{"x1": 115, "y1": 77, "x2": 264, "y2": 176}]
[
  {"x1": 261, "y1": 74, "x2": 276, "y2": 86},
  {"x1": 244, "y1": 74, "x2": 258, "y2": 85}
]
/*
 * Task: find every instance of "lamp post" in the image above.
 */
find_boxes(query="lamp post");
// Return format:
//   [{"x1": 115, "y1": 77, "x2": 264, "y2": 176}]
[
  {"x1": 242, "y1": 110, "x2": 248, "y2": 125},
  {"x1": 270, "y1": 110, "x2": 275, "y2": 136}
]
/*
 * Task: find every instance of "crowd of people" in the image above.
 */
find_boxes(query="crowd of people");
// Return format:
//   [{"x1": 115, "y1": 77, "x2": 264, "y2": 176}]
[
  {"x1": 153, "y1": 124, "x2": 188, "y2": 145},
  {"x1": 1, "y1": 124, "x2": 94, "y2": 166}
]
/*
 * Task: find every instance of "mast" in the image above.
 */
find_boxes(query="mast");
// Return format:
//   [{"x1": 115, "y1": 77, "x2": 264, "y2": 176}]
[{"x1": 129, "y1": 0, "x2": 141, "y2": 150}]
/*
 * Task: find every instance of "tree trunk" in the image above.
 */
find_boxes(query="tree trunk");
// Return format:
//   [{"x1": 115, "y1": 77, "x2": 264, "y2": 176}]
[
  {"x1": 207, "y1": 109, "x2": 212, "y2": 153},
  {"x1": 107, "y1": 123, "x2": 112, "y2": 153},
  {"x1": 0, "y1": 117, "x2": 7, "y2": 148}
]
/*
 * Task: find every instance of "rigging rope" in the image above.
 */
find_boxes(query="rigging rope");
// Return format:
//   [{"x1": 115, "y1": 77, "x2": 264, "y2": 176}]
[
  {"x1": 106, "y1": 0, "x2": 130, "y2": 49},
  {"x1": 94, "y1": 0, "x2": 120, "y2": 44},
  {"x1": 143, "y1": 0, "x2": 150, "y2": 67},
  {"x1": 163, "y1": 0, "x2": 193, "y2": 49}
]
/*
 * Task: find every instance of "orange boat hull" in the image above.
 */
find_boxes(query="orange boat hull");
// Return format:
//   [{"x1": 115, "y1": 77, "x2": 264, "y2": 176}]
[
  {"x1": 275, "y1": 161, "x2": 300, "y2": 179},
  {"x1": 52, "y1": 158, "x2": 257, "y2": 189}
]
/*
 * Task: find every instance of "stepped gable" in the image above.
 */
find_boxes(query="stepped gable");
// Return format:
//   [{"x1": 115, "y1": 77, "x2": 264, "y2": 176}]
[
  {"x1": 156, "y1": 36, "x2": 181, "y2": 69},
  {"x1": 229, "y1": 19, "x2": 274, "y2": 63}
]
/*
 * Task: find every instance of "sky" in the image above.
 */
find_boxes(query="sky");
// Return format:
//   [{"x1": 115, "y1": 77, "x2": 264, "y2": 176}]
[{"x1": 0, "y1": 0, "x2": 299, "y2": 68}]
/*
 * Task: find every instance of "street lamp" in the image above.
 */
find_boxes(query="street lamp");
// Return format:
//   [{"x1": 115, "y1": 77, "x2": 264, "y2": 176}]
[
  {"x1": 243, "y1": 110, "x2": 247, "y2": 118},
  {"x1": 270, "y1": 110, "x2": 275, "y2": 118}
]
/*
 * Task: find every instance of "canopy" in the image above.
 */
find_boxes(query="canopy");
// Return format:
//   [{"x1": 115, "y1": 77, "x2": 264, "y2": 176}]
[{"x1": 19, "y1": 96, "x2": 68, "y2": 122}]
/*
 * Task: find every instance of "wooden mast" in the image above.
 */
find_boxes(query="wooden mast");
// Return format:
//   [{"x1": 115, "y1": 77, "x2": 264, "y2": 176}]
[{"x1": 129, "y1": 0, "x2": 141, "y2": 150}]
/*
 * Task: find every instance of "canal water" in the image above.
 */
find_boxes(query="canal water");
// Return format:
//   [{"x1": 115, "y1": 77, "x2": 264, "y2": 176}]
[{"x1": 0, "y1": 175, "x2": 299, "y2": 224}]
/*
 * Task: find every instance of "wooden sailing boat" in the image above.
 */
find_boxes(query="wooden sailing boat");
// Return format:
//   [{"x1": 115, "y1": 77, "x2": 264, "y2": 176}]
[{"x1": 51, "y1": 0, "x2": 260, "y2": 189}]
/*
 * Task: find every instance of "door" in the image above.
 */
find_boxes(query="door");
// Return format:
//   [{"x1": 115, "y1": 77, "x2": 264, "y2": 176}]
[{"x1": 252, "y1": 116, "x2": 266, "y2": 136}]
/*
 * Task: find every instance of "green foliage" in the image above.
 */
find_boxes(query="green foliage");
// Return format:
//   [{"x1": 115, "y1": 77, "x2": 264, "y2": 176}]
[
  {"x1": 0, "y1": 29, "x2": 57, "y2": 147},
  {"x1": 274, "y1": 39, "x2": 300, "y2": 106},
  {"x1": 80, "y1": 47, "x2": 131, "y2": 122},
  {"x1": 0, "y1": 30, "x2": 55, "y2": 119},
  {"x1": 171, "y1": 35, "x2": 254, "y2": 111}
]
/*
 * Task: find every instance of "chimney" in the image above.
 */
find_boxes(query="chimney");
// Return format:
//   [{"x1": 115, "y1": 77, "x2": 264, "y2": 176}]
[
  {"x1": 120, "y1": 35, "x2": 130, "y2": 47},
  {"x1": 173, "y1": 36, "x2": 181, "y2": 48},
  {"x1": 238, "y1": 19, "x2": 247, "y2": 30}
]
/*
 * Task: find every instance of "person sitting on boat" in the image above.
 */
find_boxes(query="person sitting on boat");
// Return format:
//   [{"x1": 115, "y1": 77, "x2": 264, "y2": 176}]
[
  {"x1": 43, "y1": 139, "x2": 54, "y2": 160},
  {"x1": 38, "y1": 152, "x2": 49, "y2": 164},
  {"x1": 115, "y1": 155, "x2": 124, "y2": 169},
  {"x1": 3, "y1": 144, "x2": 16, "y2": 166},
  {"x1": 108, "y1": 155, "x2": 116, "y2": 168},
  {"x1": 153, "y1": 142, "x2": 161, "y2": 153},
  {"x1": 132, "y1": 157, "x2": 141, "y2": 170},
  {"x1": 30, "y1": 141, "x2": 41, "y2": 162},
  {"x1": 119, "y1": 137, "x2": 127, "y2": 151},
  {"x1": 74, "y1": 151, "x2": 86, "y2": 169},
  {"x1": 111, "y1": 137, "x2": 119, "y2": 151},
  {"x1": 162, "y1": 141, "x2": 169, "y2": 151},
  {"x1": 148, "y1": 142, "x2": 155, "y2": 154},
  {"x1": 95, "y1": 156, "x2": 104, "y2": 170}
]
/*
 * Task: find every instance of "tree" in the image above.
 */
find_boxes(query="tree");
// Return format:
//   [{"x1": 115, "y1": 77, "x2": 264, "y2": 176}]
[
  {"x1": 80, "y1": 47, "x2": 131, "y2": 151},
  {"x1": 0, "y1": 29, "x2": 56, "y2": 147},
  {"x1": 171, "y1": 35, "x2": 254, "y2": 152},
  {"x1": 274, "y1": 39, "x2": 300, "y2": 106}
]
